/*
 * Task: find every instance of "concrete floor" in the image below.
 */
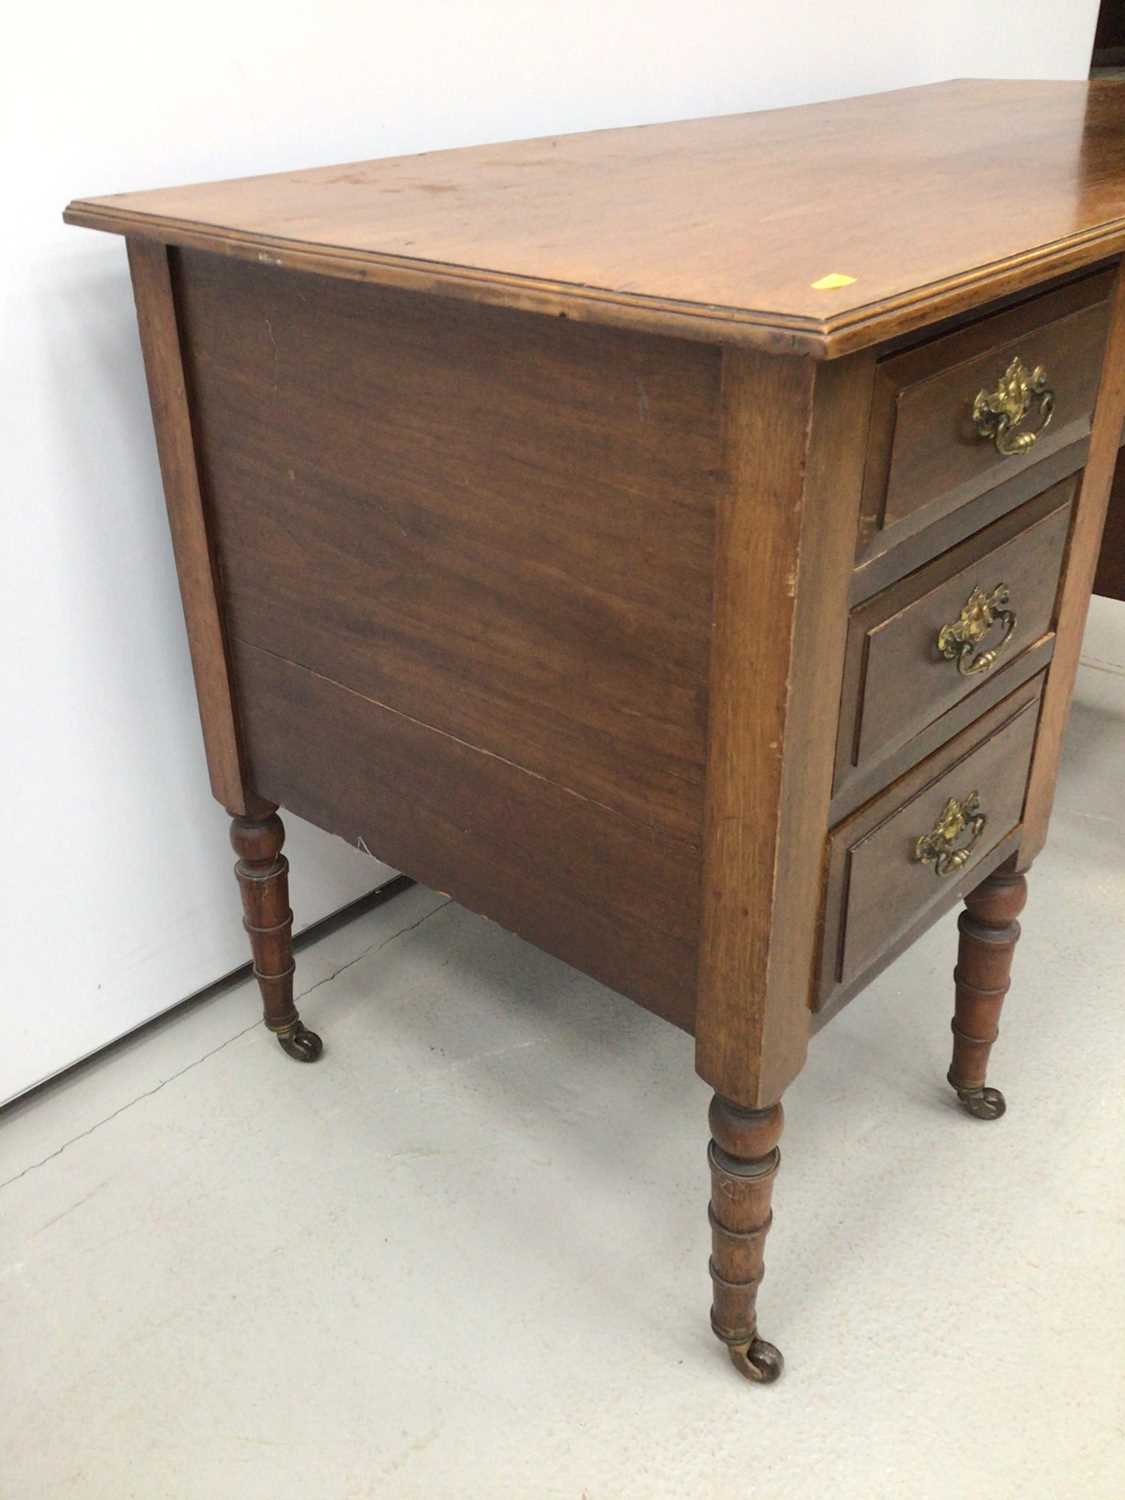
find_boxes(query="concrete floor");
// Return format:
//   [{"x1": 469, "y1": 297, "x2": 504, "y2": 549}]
[{"x1": 3, "y1": 659, "x2": 1123, "y2": 1500}]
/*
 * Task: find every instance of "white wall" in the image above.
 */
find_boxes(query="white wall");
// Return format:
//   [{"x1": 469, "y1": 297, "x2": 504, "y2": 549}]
[{"x1": 1, "y1": 0, "x2": 1102, "y2": 1102}]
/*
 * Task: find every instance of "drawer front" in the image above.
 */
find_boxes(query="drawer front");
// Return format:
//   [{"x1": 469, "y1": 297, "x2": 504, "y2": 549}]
[
  {"x1": 837, "y1": 479, "x2": 1073, "y2": 795},
  {"x1": 860, "y1": 271, "x2": 1111, "y2": 560},
  {"x1": 819, "y1": 681, "x2": 1042, "y2": 1000}
]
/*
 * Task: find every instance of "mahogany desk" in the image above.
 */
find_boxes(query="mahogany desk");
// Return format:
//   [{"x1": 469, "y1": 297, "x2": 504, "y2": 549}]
[{"x1": 66, "y1": 80, "x2": 1125, "y2": 1383}]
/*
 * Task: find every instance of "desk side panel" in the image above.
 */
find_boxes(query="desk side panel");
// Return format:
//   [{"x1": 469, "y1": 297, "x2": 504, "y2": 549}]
[
  {"x1": 174, "y1": 250, "x2": 720, "y2": 1028},
  {"x1": 232, "y1": 642, "x2": 700, "y2": 1027},
  {"x1": 175, "y1": 250, "x2": 719, "y2": 844}
]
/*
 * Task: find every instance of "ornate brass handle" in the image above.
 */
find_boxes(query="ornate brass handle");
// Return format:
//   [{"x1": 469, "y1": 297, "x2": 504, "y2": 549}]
[
  {"x1": 972, "y1": 356, "x2": 1054, "y2": 457},
  {"x1": 913, "y1": 791, "x2": 987, "y2": 877},
  {"x1": 936, "y1": 582, "x2": 1016, "y2": 677}
]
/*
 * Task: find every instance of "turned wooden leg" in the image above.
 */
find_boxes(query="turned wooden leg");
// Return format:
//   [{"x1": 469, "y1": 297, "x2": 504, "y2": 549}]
[
  {"x1": 230, "y1": 808, "x2": 323, "y2": 1062},
  {"x1": 708, "y1": 1095, "x2": 784, "y2": 1383},
  {"x1": 948, "y1": 862, "x2": 1029, "y2": 1120}
]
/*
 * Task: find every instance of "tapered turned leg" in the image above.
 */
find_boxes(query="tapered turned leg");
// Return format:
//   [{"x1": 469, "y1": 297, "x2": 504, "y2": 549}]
[
  {"x1": 230, "y1": 808, "x2": 322, "y2": 1062},
  {"x1": 708, "y1": 1095, "x2": 784, "y2": 1383},
  {"x1": 948, "y1": 862, "x2": 1028, "y2": 1119}
]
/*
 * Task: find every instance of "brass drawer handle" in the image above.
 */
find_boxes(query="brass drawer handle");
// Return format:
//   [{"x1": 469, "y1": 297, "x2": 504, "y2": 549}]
[
  {"x1": 937, "y1": 582, "x2": 1016, "y2": 677},
  {"x1": 972, "y1": 356, "x2": 1054, "y2": 456},
  {"x1": 913, "y1": 792, "x2": 986, "y2": 877}
]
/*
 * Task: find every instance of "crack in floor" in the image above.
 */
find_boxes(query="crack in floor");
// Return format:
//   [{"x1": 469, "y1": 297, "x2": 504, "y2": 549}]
[
  {"x1": 0, "y1": 898, "x2": 453, "y2": 1193},
  {"x1": 1054, "y1": 804, "x2": 1125, "y2": 830},
  {"x1": 1078, "y1": 656, "x2": 1125, "y2": 679},
  {"x1": 293, "y1": 898, "x2": 452, "y2": 1004}
]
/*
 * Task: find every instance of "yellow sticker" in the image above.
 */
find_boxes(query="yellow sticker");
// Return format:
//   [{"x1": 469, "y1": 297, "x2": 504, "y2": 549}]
[{"x1": 811, "y1": 272, "x2": 856, "y2": 290}]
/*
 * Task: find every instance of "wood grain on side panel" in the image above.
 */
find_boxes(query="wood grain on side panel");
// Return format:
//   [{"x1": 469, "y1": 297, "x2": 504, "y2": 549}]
[
  {"x1": 126, "y1": 239, "x2": 255, "y2": 815},
  {"x1": 230, "y1": 641, "x2": 701, "y2": 1030},
  {"x1": 175, "y1": 250, "x2": 721, "y2": 847}
]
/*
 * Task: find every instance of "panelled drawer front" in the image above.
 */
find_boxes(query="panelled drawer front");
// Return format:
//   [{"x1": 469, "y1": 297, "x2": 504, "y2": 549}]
[
  {"x1": 860, "y1": 271, "x2": 1111, "y2": 560},
  {"x1": 836, "y1": 479, "x2": 1073, "y2": 795},
  {"x1": 820, "y1": 681, "x2": 1042, "y2": 999}
]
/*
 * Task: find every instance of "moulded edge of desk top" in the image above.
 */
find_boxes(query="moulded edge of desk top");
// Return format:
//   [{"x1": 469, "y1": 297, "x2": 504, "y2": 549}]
[{"x1": 61, "y1": 198, "x2": 1125, "y2": 360}]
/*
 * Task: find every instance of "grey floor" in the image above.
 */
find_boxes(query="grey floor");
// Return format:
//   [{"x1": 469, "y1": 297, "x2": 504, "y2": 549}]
[{"x1": 3, "y1": 660, "x2": 1123, "y2": 1500}]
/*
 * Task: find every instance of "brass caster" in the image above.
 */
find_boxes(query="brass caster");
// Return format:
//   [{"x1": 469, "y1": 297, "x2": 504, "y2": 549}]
[
  {"x1": 274, "y1": 1021, "x2": 323, "y2": 1062},
  {"x1": 949, "y1": 1073, "x2": 1006, "y2": 1120},
  {"x1": 727, "y1": 1337, "x2": 784, "y2": 1384}
]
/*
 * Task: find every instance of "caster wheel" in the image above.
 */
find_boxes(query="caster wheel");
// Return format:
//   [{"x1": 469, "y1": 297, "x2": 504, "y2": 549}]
[
  {"x1": 727, "y1": 1337, "x2": 784, "y2": 1384},
  {"x1": 275, "y1": 1021, "x2": 323, "y2": 1062},
  {"x1": 954, "y1": 1083, "x2": 1006, "y2": 1120}
]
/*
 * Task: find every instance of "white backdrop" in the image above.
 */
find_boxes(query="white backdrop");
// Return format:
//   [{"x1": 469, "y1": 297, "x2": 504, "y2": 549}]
[{"x1": 0, "y1": 1, "x2": 1104, "y2": 1101}]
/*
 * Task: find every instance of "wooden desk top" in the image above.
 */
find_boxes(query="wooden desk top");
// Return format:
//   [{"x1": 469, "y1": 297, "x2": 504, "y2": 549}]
[{"x1": 67, "y1": 80, "x2": 1125, "y2": 357}]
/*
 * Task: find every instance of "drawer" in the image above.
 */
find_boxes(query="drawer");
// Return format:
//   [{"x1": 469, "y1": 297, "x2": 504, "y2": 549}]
[
  {"x1": 818, "y1": 679, "x2": 1042, "y2": 1002},
  {"x1": 836, "y1": 478, "x2": 1073, "y2": 798},
  {"x1": 860, "y1": 271, "x2": 1111, "y2": 561}
]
